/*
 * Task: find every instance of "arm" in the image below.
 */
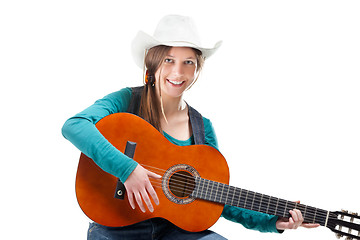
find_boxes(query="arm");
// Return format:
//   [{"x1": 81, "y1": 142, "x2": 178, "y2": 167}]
[
  {"x1": 62, "y1": 88, "x2": 160, "y2": 212},
  {"x1": 62, "y1": 88, "x2": 138, "y2": 182}
]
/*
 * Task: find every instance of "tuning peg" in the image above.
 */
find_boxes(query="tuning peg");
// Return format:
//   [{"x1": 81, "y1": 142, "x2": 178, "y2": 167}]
[
  {"x1": 345, "y1": 237, "x2": 352, "y2": 240},
  {"x1": 349, "y1": 211, "x2": 358, "y2": 222},
  {"x1": 336, "y1": 233, "x2": 343, "y2": 239}
]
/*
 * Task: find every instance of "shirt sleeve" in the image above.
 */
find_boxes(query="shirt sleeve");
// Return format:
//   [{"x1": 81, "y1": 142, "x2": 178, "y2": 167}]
[
  {"x1": 202, "y1": 117, "x2": 281, "y2": 234},
  {"x1": 61, "y1": 87, "x2": 138, "y2": 183},
  {"x1": 222, "y1": 205, "x2": 281, "y2": 233}
]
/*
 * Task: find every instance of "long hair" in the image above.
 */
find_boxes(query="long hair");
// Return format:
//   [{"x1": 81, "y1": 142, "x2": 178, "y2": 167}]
[{"x1": 138, "y1": 45, "x2": 204, "y2": 132}]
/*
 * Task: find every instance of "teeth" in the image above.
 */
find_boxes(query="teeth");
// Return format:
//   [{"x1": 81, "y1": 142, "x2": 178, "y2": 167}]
[{"x1": 168, "y1": 80, "x2": 183, "y2": 85}]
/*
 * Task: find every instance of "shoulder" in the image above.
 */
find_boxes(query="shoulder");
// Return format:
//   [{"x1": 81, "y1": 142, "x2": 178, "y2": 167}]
[
  {"x1": 98, "y1": 87, "x2": 134, "y2": 112},
  {"x1": 103, "y1": 87, "x2": 132, "y2": 100},
  {"x1": 202, "y1": 116, "x2": 219, "y2": 150}
]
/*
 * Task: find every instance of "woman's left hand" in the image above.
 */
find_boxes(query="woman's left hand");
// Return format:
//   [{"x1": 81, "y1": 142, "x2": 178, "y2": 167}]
[{"x1": 276, "y1": 201, "x2": 320, "y2": 230}]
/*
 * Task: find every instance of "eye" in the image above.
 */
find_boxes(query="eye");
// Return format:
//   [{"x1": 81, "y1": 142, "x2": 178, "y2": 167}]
[
  {"x1": 185, "y1": 60, "x2": 195, "y2": 65},
  {"x1": 164, "y1": 58, "x2": 174, "y2": 63}
]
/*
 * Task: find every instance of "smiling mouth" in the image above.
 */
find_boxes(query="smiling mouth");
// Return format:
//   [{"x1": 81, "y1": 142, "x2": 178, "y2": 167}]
[{"x1": 167, "y1": 79, "x2": 185, "y2": 86}]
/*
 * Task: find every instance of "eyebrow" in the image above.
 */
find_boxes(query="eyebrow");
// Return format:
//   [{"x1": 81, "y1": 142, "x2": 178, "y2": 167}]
[{"x1": 166, "y1": 55, "x2": 196, "y2": 59}]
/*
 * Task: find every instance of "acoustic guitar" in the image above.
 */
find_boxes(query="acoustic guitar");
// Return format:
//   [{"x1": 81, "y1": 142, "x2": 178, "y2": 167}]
[{"x1": 75, "y1": 113, "x2": 359, "y2": 239}]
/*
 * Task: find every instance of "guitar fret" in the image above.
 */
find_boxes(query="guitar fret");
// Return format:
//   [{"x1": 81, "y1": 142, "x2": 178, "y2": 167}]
[
  {"x1": 251, "y1": 192, "x2": 256, "y2": 210},
  {"x1": 266, "y1": 196, "x2": 271, "y2": 214},
  {"x1": 209, "y1": 180, "x2": 215, "y2": 202},
  {"x1": 219, "y1": 183, "x2": 224, "y2": 203},
  {"x1": 199, "y1": 178, "x2": 205, "y2": 199},
  {"x1": 245, "y1": 191, "x2": 255, "y2": 210},
  {"x1": 205, "y1": 179, "x2": 210, "y2": 200},
  {"x1": 313, "y1": 208, "x2": 317, "y2": 224},
  {"x1": 198, "y1": 178, "x2": 204, "y2": 199},
  {"x1": 274, "y1": 198, "x2": 279, "y2": 216},
  {"x1": 258, "y1": 194, "x2": 263, "y2": 212},
  {"x1": 244, "y1": 190, "x2": 249, "y2": 209},
  {"x1": 268, "y1": 197, "x2": 278, "y2": 216},
  {"x1": 232, "y1": 186, "x2": 236, "y2": 206},
  {"x1": 277, "y1": 198, "x2": 287, "y2": 217},
  {"x1": 225, "y1": 185, "x2": 230, "y2": 204},
  {"x1": 214, "y1": 181, "x2": 220, "y2": 203},
  {"x1": 284, "y1": 200, "x2": 288, "y2": 217},
  {"x1": 204, "y1": 179, "x2": 210, "y2": 200},
  {"x1": 217, "y1": 182, "x2": 222, "y2": 203},
  {"x1": 260, "y1": 195, "x2": 270, "y2": 214},
  {"x1": 236, "y1": 188, "x2": 242, "y2": 208}
]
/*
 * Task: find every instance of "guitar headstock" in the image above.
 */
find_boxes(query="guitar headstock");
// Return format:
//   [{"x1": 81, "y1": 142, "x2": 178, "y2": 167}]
[{"x1": 326, "y1": 210, "x2": 360, "y2": 240}]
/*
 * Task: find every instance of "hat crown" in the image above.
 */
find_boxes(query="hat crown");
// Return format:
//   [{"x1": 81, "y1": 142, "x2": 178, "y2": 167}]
[
  {"x1": 131, "y1": 14, "x2": 222, "y2": 69},
  {"x1": 153, "y1": 15, "x2": 202, "y2": 46}
]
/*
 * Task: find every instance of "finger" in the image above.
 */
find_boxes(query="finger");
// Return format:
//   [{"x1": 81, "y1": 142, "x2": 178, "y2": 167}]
[
  {"x1": 288, "y1": 216, "x2": 297, "y2": 229},
  {"x1": 134, "y1": 192, "x2": 146, "y2": 213},
  {"x1": 146, "y1": 182, "x2": 160, "y2": 206},
  {"x1": 292, "y1": 209, "x2": 303, "y2": 222},
  {"x1": 140, "y1": 189, "x2": 154, "y2": 213},
  {"x1": 146, "y1": 169, "x2": 162, "y2": 179},
  {"x1": 293, "y1": 209, "x2": 304, "y2": 229},
  {"x1": 127, "y1": 192, "x2": 135, "y2": 210},
  {"x1": 302, "y1": 223, "x2": 320, "y2": 228},
  {"x1": 288, "y1": 212, "x2": 301, "y2": 229},
  {"x1": 290, "y1": 210, "x2": 299, "y2": 222}
]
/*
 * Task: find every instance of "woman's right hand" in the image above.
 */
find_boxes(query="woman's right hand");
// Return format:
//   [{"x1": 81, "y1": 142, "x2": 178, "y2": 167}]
[{"x1": 124, "y1": 164, "x2": 161, "y2": 213}]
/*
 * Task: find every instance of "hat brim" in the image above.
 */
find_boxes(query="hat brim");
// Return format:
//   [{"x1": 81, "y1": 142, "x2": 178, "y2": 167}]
[{"x1": 131, "y1": 31, "x2": 222, "y2": 69}]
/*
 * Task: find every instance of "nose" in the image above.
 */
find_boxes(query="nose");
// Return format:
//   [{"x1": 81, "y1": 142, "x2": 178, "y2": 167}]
[{"x1": 172, "y1": 62, "x2": 185, "y2": 76}]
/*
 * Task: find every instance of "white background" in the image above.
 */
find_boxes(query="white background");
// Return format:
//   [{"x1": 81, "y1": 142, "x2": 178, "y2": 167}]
[{"x1": 1, "y1": 0, "x2": 359, "y2": 239}]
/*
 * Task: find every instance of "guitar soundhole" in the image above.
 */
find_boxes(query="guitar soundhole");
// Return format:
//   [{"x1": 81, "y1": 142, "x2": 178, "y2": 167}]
[
  {"x1": 169, "y1": 171, "x2": 195, "y2": 198},
  {"x1": 162, "y1": 164, "x2": 200, "y2": 204}
]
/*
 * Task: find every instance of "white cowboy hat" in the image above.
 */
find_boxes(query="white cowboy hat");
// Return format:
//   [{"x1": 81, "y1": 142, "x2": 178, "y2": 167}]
[{"x1": 131, "y1": 15, "x2": 222, "y2": 69}]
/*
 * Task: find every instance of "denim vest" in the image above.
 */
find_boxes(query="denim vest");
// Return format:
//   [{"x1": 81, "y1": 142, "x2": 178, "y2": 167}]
[{"x1": 126, "y1": 86, "x2": 205, "y2": 145}]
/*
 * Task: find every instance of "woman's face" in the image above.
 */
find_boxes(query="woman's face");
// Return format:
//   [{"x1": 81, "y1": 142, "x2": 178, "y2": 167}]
[{"x1": 155, "y1": 47, "x2": 198, "y2": 99}]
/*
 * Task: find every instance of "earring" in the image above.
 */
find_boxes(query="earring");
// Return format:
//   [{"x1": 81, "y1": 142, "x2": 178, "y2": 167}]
[
  {"x1": 145, "y1": 70, "x2": 149, "y2": 84},
  {"x1": 145, "y1": 70, "x2": 155, "y2": 86}
]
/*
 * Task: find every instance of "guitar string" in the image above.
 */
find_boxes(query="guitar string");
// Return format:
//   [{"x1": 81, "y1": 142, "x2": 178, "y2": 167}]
[
  {"x1": 141, "y1": 165, "x2": 336, "y2": 221},
  {"x1": 144, "y1": 167, "x2": 333, "y2": 220},
  {"x1": 144, "y1": 166, "x2": 332, "y2": 220},
  {"x1": 151, "y1": 177, "x2": 338, "y2": 222},
  {"x1": 152, "y1": 179, "x2": 348, "y2": 227},
  {"x1": 148, "y1": 181, "x2": 357, "y2": 229},
  {"x1": 147, "y1": 178, "x2": 334, "y2": 222}
]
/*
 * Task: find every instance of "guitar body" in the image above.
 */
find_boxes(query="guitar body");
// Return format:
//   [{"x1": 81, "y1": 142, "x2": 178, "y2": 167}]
[{"x1": 76, "y1": 113, "x2": 230, "y2": 232}]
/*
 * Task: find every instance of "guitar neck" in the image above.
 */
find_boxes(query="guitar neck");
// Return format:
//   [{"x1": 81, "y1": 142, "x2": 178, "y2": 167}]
[{"x1": 191, "y1": 177, "x2": 329, "y2": 227}]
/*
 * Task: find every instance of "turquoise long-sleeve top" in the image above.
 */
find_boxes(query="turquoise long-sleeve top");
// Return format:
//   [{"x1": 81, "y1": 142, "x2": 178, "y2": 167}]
[{"x1": 62, "y1": 87, "x2": 281, "y2": 234}]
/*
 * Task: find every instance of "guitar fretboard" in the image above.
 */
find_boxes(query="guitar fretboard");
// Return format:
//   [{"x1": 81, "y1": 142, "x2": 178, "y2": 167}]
[{"x1": 191, "y1": 177, "x2": 329, "y2": 226}]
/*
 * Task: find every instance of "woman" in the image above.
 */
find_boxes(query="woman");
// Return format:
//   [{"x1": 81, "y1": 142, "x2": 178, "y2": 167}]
[{"x1": 62, "y1": 15, "x2": 319, "y2": 239}]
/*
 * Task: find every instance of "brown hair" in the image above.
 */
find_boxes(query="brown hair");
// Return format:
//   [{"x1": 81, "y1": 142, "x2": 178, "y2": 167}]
[{"x1": 139, "y1": 45, "x2": 204, "y2": 132}]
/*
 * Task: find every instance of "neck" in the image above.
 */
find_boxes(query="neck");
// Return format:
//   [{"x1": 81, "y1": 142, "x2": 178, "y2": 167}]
[
  {"x1": 156, "y1": 88, "x2": 186, "y2": 117},
  {"x1": 191, "y1": 178, "x2": 330, "y2": 227}
]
